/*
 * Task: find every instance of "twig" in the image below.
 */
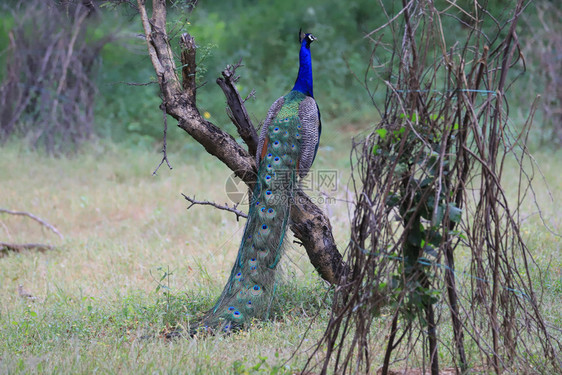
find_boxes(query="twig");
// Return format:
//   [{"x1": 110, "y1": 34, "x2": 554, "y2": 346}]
[
  {"x1": 153, "y1": 102, "x2": 173, "y2": 175},
  {"x1": 181, "y1": 193, "x2": 247, "y2": 221},
  {"x1": 363, "y1": 0, "x2": 413, "y2": 39},
  {"x1": 243, "y1": 89, "x2": 256, "y2": 103},
  {"x1": 0, "y1": 208, "x2": 63, "y2": 239}
]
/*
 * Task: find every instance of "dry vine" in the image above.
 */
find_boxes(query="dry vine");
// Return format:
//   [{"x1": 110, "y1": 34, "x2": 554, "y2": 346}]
[{"x1": 304, "y1": 0, "x2": 561, "y2": 374}]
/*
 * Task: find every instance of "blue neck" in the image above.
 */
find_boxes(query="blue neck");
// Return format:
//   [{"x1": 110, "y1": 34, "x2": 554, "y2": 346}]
[{"x1": 292, "y1": 41, "x2": 313, "y2": 97}]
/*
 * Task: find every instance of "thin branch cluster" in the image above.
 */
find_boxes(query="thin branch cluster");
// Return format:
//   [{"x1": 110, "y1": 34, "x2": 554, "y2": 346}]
[
  {"x1": 305, "y1": 1, "x2": 561, "y2": 374},
  {"x1": 0, "y1": 0, "x2": 112, "y2": 154}
]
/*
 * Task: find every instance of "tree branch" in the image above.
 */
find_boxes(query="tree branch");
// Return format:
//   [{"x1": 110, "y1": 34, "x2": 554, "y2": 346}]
[
  {"x1": 180, "y1": 33, "x2": 197, "y2": 103},
  {"x1": 290, "y1": 192, "x2": 348, "y2": 284},
  {"x1": 181, "y1": 193, "x2": 247, "y2": 221},
  {"x1": 0, "y1": 208, "x2": 63, "y2": 239},
  {"x1": 136, "y1": 0, "x2": 348, "y2": 285},
  {"x1": 138, "y1": 0, "x2": 254, "y2": 184},
  {"x1": 216, "y1": 59, "x2": 259, "y2": 157},
  {"x1": 152, "y1": 103, "x2": 173, "y2": 175}
]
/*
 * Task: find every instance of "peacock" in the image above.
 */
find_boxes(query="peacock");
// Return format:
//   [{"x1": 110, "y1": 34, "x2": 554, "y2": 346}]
[{"x1": 196, "y1": 30, "x2": 321, "y2": 333}]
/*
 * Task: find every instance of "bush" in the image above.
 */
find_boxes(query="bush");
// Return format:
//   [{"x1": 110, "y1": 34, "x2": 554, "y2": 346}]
[{"x1": 0, "y1": 0, "x2": 110, "y2": 154}]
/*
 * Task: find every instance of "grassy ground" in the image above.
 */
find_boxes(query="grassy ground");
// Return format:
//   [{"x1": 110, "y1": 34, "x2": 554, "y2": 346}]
[{"x1": 0, "y1": 130, "x2": 560, "y2": 373}]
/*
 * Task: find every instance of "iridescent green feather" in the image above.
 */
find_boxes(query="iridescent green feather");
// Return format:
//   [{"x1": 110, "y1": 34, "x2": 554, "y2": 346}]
[{"x1": 196, "y1": 91, "x2": 307, "y2": 332}]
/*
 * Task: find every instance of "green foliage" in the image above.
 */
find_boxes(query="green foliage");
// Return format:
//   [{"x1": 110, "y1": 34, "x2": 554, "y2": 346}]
[
  {"x1": 516, "y1": 1, "x2": 562, "y2": 148},
  {"x1": 189, "y1": 0, "x2": 381, "y2": 118},
  {"x1": 2, "y1": 1, "x2": 555, "y2": 149},
  {"x1": 93, "y1": 24, "x2": 179, "y2": 147},
  {"x1": 0, "y1": 12, "x2": 15, "y2": 81},
  {"x1": 233, "y1": 352, "x2": 288, "y2": 375},
  {"x1": 375, "y1": 110, "x2": 465, "y2": 324},
  {"x1": 88, "y1": 0, "x2": 390, "y2": 146}
]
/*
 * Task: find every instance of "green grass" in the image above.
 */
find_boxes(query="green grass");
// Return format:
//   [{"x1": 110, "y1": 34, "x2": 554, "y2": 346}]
[
  {"x1": 0, "y1": 131, "x2": 356, "y2": 373},
  {"x1": 0, "y1": 136, "x2": 560, "y2": 373}
]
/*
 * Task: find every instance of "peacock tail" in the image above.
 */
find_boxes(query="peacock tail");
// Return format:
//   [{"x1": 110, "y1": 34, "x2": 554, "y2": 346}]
[{"x1": 195, "y1": 31, "x2": 320, "y2": 333}]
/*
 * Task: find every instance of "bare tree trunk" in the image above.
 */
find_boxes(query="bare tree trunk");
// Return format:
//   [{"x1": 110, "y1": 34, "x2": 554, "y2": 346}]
[{"x1": 136, "y1": 0, "x2": 348, "y2": 285}]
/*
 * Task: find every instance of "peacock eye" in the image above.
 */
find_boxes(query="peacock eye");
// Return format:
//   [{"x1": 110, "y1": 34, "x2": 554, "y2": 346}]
[
  {"x1": 253, "y1": 285, "x2": 260, "y2": 291},
  {"x1": 261, "y1": 224, "x2": 268, "y2": 230}
]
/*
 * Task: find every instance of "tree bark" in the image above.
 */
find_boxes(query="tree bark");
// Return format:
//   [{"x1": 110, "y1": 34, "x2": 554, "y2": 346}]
[{"x1": 136, "y1": 0, "x2": 348, "y2": 285}]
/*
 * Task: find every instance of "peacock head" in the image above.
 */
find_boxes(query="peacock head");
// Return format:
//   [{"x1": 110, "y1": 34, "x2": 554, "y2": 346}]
[
  {"x1": 299, "y1": 29, "x2": 317, "y2": 48},
  {"x1": 293, "y1": 29, "x2": 317, "y2": 96}
]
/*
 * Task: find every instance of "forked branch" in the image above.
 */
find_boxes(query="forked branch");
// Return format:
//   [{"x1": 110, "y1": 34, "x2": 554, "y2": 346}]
[{"x1": 181, "y1": 193, "x2": 248, "y2": 221}]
